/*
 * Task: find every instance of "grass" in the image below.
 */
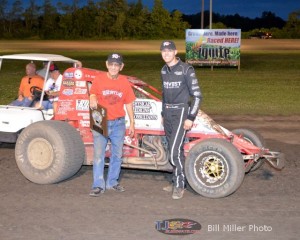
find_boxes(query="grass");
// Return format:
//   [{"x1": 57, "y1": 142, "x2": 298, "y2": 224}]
[
  {"x1": 197, "y1": 52, "x2": 300, "y2": 115},
  {"x1": 1, "y1": 43, "x2": 299, "y2": 116}
]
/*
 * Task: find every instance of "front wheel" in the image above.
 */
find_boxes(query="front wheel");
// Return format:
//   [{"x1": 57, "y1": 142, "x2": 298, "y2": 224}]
[
  {"x1": 185, "y1": 138, "x2": 244, "y2": 198},
  {"x1": 15, "y1": 120, "x2": 85, "y2": 184}
]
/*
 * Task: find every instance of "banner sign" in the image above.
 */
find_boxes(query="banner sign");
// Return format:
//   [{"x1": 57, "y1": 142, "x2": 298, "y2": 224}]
[{"x1": 185, "y1": 29, "x2": 241, "y2": 67}]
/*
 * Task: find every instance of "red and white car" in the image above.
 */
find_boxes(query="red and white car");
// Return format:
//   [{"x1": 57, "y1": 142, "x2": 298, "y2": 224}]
[{"x1": 0, "y1": 54, "x2": 284, "y2": 198}]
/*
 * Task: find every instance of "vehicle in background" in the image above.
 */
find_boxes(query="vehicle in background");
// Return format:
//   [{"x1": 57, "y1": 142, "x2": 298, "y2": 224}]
[{"x1": 249, "y1": 31, "x2": 272, "y2": 39}]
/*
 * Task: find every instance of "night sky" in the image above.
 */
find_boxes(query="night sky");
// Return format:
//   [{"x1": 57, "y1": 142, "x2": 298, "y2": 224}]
[
  {"x1": 141, "y1": 0, "x2": 298, "y2": 20},
  {"x1": 19, "y1": 0, "x2": 299, "y2": 20}
]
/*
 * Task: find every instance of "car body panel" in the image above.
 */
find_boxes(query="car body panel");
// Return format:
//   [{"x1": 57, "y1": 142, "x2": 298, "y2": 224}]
[{"x1": 0, "y1": 106, "x2": 45, "y2": 133}]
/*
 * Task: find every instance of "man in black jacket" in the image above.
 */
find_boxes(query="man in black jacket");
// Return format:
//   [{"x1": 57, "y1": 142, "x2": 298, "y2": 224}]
[{"x1": 160, "y1": 40, "x2": 202, "y2": 200}]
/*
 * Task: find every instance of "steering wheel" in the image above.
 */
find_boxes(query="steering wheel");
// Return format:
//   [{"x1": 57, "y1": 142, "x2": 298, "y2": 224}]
[{"x1": 30, "y1": 86, "x2": 43, "y2": 99}]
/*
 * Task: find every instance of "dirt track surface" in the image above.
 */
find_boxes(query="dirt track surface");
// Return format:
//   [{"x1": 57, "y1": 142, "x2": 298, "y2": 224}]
[
  {"x1": 1, "y1": 39, "x2": 300, "y2": 53},
  {"x1": 0, "y1": 115, "x2": 299, "y2": 240}
]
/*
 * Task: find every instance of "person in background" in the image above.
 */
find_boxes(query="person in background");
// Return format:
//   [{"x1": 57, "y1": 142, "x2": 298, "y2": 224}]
[
  {"x1": 36, "y1": 61, "x2": 48, "y2": 79},
  {"x1": 10, "y1": 62, "x2": 44, "y2": 107},
  {"x1": 160, "y1": 40, "x2": 202, "y2": 200},
  {"x1": 36, "y1": 63, "x2": 62, "y2": 112},
  {"x1": 89, "y1": 53, "x2": 135, "y2": 197}
]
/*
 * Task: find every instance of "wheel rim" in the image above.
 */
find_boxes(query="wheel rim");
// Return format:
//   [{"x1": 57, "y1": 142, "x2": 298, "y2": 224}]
[
  {"x1": 28, "y1": 138, "x2": 54, "y2": 170},
  {"x1": 194, "y1": 151, "x2": 229, "y2": 188}
]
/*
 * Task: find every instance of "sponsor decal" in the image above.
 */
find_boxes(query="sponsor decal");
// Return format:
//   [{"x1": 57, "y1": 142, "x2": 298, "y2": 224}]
[
  {"x1": 174, "y1": 71, "x2": 183, "y2": 76},
  {"x1": 76, "y1": 99, "x2": 89, "y2": 111},
  {"x1": 133, "y1": 100, "x2": 160, "y2": 120},
  {"x1": 80, "y1": 120, "x2": 90, "y2": 127},
  {"x1": 56, "y1": 100, "x2": 74, "y2": 115},
  {"x1": 163, "y1": 81, "x2": 181, "y2": 89},
  {"x1": 74, "y1": 88, "x2": 87, "y2": 94},
  {"x1": 155, "y1": 218, "x2": 201, "y2": 235},
  {"x1": 62, "y1": 89, "x2": 74, "y2": 96},
  {"x1": 74, "y1": 69, "x2": 83, "y2": 79},
  {"x1": 134, "y1": 114, "x2": 158, "y2": 120},
  {"x1": 64, "y1": 72, "x2": 74, "y2": 78},
  {"x1": 84, "y1": 73, "x2": 96, "y2": 80},
  {"x1": 134, "y1": 101, "x2": 157, "y2": 114},
  {"x1": 59, "y1": 100, "x2": 73, "y2": 106},
  {"x1": 75, "y1": 80, "x2": 86, "y2": 87},
  {"x1": 78, "y1": 112, "x2": 90, "y2": 120},
  {"x1": 62, "y1": 79, "x2": 75, "y2": 87}
]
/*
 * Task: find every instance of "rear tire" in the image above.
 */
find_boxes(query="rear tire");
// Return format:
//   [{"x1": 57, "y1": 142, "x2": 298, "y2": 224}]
[
  {"x1": 185, "y1": 138, "x2": 244, "y2": 198},
  {"x1": 232, "y1": 128, "x2": 265, "y2": 172},
  {"x1": 15, "y1": 121, "x2": 85, "y2": 184}
]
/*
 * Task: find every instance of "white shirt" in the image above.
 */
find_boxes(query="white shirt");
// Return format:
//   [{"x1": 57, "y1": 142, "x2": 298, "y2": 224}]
[{"x1": 45, "y1": 74, "x2": 62, "y2": 102}]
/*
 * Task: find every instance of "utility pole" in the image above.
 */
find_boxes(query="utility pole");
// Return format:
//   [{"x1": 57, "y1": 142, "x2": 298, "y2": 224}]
[
  {"x1": 209, "y1": 0, "x2": 212, "y2": 29},
  {"x1": 201, "y1": 0, "x2": 204, "y2": 29},
  {"x1": 209, "y1": 0, "x2": 213, "y2": 71}
]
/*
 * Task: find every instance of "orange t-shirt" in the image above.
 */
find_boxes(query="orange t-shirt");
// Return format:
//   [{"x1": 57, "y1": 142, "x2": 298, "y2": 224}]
[
  {"x1": 90, "y1": 72, "x2": 136, "y2": 120},
  {"x1": 19, "y1": 75, "x2": 44, "y2": 97}
]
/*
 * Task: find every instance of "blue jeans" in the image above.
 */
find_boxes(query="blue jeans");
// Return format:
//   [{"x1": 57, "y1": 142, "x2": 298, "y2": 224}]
[
  {"x1": 92, "y1": 117, "x2": 126, "y2": 190},
  {"x1": 10, "y1": 97, "x2": 32, "y2": 107},
  {"x1": 41, "y1": 100, "x2": 53, "y2": 110}
]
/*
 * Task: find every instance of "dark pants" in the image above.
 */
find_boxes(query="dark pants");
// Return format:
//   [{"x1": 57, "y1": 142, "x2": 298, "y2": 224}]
[{"x1": 163, "y1": 104, "x2": 188, "y2": 189}]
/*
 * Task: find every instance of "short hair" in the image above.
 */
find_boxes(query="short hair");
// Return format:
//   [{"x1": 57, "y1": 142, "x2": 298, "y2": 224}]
[{"x1": 26, "y1": 62, "x2": 36, "y2": 70}]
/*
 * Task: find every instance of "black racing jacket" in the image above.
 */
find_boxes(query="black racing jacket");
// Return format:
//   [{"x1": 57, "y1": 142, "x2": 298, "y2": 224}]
[{"x1": 161, "y1": 58, "x2": 202, "y2": 121}]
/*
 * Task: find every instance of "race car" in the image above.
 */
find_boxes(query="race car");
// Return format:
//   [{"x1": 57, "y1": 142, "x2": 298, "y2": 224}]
[{"x1": 0, "y1": 53, "x2": 285, "y2": 198}]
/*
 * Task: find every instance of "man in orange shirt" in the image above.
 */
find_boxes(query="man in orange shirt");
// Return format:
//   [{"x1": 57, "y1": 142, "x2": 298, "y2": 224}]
[
  {"x1": 89, "y1": 53, "x2": 135, "y2": 197},
  {"x1": 10, "y1": 62, "x2": 44, "y2": 107}
]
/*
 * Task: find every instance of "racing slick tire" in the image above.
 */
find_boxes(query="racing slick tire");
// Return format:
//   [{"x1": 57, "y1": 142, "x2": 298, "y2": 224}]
[
  {"x1": 185, "y1": 138, "x2": 244, "y2": 198},
  {"x1": 232, "y1": 128, "x2": 265, "y2": 172},
  {"x1": 15, "y1": 120, "x2": 85, "y2": 184}
]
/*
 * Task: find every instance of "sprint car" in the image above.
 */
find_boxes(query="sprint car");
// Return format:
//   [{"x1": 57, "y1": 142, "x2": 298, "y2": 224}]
[{"x1": 0, "y1": 54, "x2": 285, "y2": 198}]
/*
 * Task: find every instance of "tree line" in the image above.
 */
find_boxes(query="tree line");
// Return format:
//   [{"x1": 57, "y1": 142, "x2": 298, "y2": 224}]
[
  {"x1": 0, "y1": 0, "x2": 299, "y2": 40},
  {"x1": 191, "y1": 10, "x2": 300, "y2": 39}
]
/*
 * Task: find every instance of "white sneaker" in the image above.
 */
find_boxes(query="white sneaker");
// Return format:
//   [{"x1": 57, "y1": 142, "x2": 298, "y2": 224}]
[{"x1": 172, "y1": 187, "x2": 184, "y2": 200}]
